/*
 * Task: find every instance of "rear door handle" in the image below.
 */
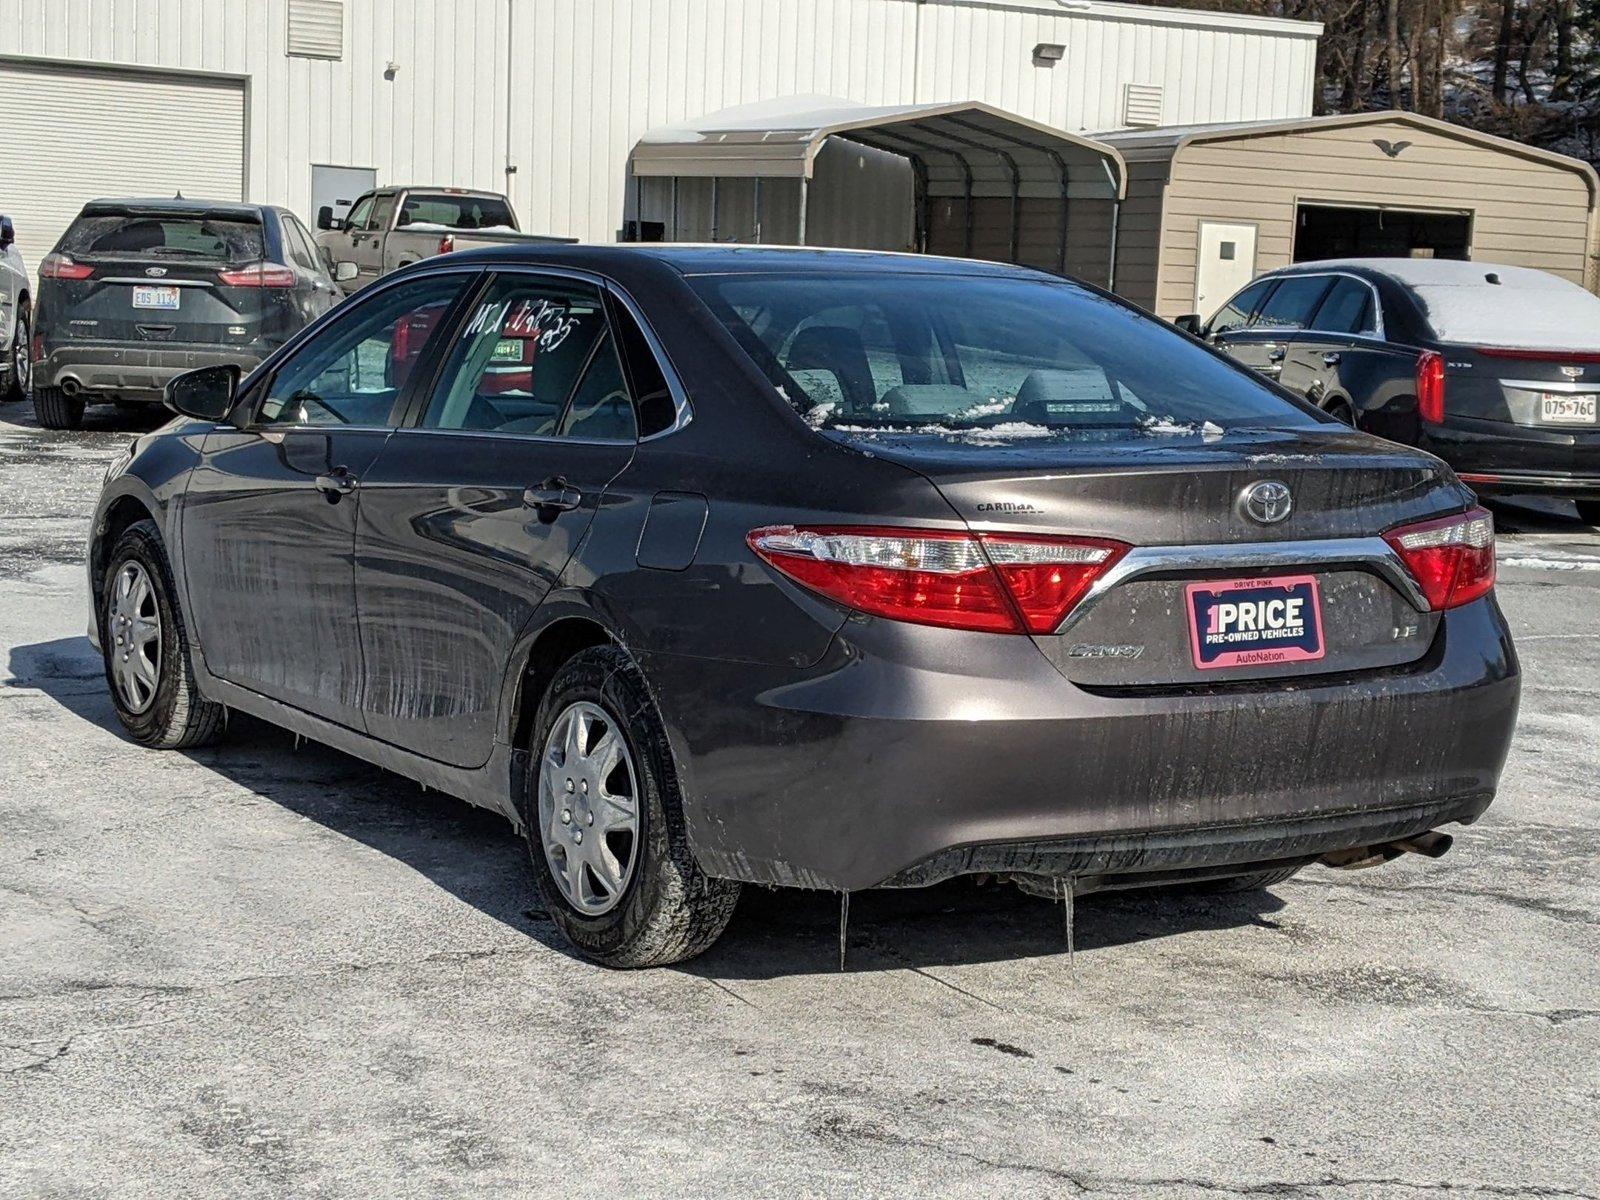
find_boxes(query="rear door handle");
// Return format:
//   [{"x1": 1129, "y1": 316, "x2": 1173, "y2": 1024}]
[
  {"x1": 1322, "y1": 352, "x2": 1342, "y2": 366},
  {"x1": 523, "y1": 477, "x2": 582, "y2": 512},
  {"x1": 315, "y1": 469, "x2": 358, "y2": 501}
]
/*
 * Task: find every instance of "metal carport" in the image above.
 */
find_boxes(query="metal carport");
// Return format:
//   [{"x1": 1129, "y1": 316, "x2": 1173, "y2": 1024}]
[{"x1": 626, "y1": 96, "x2": 1128, "y2": 286}]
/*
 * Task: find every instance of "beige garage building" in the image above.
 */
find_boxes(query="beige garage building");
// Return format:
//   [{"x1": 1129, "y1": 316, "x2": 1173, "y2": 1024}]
[{"x1": 1098, "y1": 111, "x2": 1600, "y2": 320}]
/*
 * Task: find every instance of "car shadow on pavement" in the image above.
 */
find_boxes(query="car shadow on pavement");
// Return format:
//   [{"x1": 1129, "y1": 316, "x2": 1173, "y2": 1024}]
[{"x1": 9, "y1": 635, "x2": 1286, "y2": 977}]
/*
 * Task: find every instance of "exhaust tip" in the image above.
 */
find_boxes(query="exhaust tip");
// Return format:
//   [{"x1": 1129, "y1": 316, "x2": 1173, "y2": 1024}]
[{"x1": 59, "y1": 377, "x2": 81, "y2": 397}]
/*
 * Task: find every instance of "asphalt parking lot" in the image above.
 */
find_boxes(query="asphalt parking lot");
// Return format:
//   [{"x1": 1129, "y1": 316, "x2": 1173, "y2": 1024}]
[{"x1": 1, "y1": 404, "x2": 1596, "y2": 1200}]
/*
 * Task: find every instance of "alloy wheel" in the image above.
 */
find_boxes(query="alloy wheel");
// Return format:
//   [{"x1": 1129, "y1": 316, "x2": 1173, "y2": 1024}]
[
  {"x1": 538, "y1": 700, "x2": 641, "y2": 916},
  {"x1": 108, "y1": 562, "x2": 161, "y2": 714}
]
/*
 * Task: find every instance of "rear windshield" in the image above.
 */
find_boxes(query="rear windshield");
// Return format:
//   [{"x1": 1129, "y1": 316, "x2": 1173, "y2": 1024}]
[
  {"x1": 689, "y1": 272, "x2": 1318, "y2": 436},
  {"x1": 60, "y1": 213, "x2": 263, "y2": 263},
  {"x1": 397, "y1": 193, "x2": 516, "y2": 231}
]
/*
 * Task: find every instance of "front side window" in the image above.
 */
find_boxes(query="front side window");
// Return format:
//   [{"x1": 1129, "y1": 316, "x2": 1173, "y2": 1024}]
[
  {"x1": 255, "y1": 274, "x2": 467, "y2": 427},
  {"x1": 1310, "y1": 277, "x2": 1378, "y2": 335},
  {"x1": 344, "y1": 194, "x2": 375, "y2": 231},
  {"x1": 1255, "y1": 275, "x2": 1335, "y2": 331},
  {"x1": 421, "y1": 275, "x2": 635, "y2": 441},
  {"x1": 367, "y1": 194, "x2": 398, "y2": 232},
  {"x1": 1208, "y1": 279, "x2": 1274, "y2": 336},
  {"x1": 690, "y1": 272, "x2": 1321, "y2": 434}
]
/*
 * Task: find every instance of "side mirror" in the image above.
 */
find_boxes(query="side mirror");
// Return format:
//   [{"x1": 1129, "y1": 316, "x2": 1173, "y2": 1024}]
[
  {"x1": 1172, "y1": 313, "x2": 1205, "y2": 336},
  {"x1": 316, "y1": 205, "x2": 338, "y2": 231},
  {"x1": 334, "y1": 260, "x2": 360, "y2": 283},
  {"x1": 0, "y1": 216, "x2": 13, "y2": 250},
  {"x1": 165, "y1": 364, "x2": 240, "y2": 422}
]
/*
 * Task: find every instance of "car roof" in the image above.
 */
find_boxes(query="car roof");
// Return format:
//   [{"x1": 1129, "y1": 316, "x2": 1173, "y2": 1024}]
[
  {"x1": 435, "y1": 242, "x2": 1060, "y2": 280},
  {"x1": 1263, "y1": 257, "x2": 1542, "y2": 288}
]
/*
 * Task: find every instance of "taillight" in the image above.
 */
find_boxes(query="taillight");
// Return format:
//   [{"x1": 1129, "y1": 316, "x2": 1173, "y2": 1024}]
[
  {"x1": 746, "y1": 525, "x2": 1127, "y2": 634},
  {"x1": 39, "y1": 253, "x2": 93, "y2": 280},
  {"x1": 438, "y1": 234, "x2": 456, "y2": 255},
  {"x1": 217, "y1": 262, "x2": 297, "y2": 288},
  {"x1": 1383, "y1": 507, "x2": 1495, "y2": 611},
  {"x1": 1416, "y1": 350, "x2": 1445, "y2": 423}
]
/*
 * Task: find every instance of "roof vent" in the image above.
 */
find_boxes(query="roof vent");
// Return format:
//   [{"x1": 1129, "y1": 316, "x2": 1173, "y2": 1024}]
[
  {"x1": 287, "y1": 0, "x2": 344, "y2": 60},
  {"x1": 1123, "y1": 83, "x2": 1164, "y2": 128}
]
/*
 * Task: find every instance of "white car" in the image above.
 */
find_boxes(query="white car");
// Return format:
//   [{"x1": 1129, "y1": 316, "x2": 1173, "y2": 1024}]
[{"x1": 0, "y1": 215, "x2": 30, "y2": 405}]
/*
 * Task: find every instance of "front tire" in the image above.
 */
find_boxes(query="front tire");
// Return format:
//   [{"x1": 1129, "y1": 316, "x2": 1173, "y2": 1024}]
[
  {"x1": 100, "y1": 519, "x2": 226, "y2": 749},
  {"x1": 522, "y1": 645, "x2": 740, "y2": 967},
  {"x1": 33, "y1": 385, "x2": 84, "y2": 430},
  {"x1": 3, "y1": 300, "x2": 30, "y2": 405}
]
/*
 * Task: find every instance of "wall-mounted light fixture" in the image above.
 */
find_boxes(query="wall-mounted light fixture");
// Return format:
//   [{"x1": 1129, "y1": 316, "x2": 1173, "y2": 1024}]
[
  {"x1": 383, "y1": 61, "x2": 400, "y2": 80},
  {"x1": 1033, "y1": 42, "x2": 1066, "y2": 67}
]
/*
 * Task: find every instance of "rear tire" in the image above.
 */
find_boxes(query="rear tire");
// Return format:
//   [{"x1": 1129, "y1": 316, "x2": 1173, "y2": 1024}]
[
  {"x1": 3, "y1": 300, "x2": 30, "y2": 405},
  {"x1": 100, "y1": 519, "x2": 226, "y2": 749},
  {"x1": 1576, "y1": 499, "x2": 1600, "y2": 527},
  {"x1": 522, "y1": 645, "x2": 740, "y2": 967},
  {"x1": 1198, "y1": 865, "x2": 1305, "y2": 893},
  {"x1": 33, "y1": 385, "x2": 84, "y2": 430}
]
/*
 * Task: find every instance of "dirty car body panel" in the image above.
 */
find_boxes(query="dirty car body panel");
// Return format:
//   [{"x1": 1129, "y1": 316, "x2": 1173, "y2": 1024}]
[{"x1": 91, "y1": 245, "x2": 1520, "y2": 901}]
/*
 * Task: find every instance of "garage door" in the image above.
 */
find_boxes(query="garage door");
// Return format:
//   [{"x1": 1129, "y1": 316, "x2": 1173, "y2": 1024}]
[{"x1": 0, "y1": 61, "x2": 245, "y2": 284}]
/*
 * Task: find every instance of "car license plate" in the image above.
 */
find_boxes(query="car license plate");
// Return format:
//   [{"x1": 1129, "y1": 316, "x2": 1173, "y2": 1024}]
[
  {"x1": 1539, "y1": 393, "x2": 1597, "y2": 424},
  {"x1": 1186, "y1": 574, "x2": 1325, "y2": 670},
  {"x1": 132, "y1": 285, "x2": 180, "y2": 310}
]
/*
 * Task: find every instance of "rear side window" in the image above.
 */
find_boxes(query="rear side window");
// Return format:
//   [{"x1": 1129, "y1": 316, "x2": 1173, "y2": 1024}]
[
  {"x1": 58, "y1": 213, "x2": 263, "y2": 263},
  {"x1": 690, "y1": 272, "x2": 1320, "y2": 434},
  {"x1": 421, "y1": 274, "x2": 635, "y2": 441},
  {"x1": 1310, "y1": 277, "x2": 1377, "y2": 335},
  {"x1": 608, "y1": 297, "x2": 680, "y2": 437},
  {"x1": 1208, "y1": 278, "x2": 1274, "y2": 335},
  {"x1": 1255, "y1": 276, "x2": 1334, "y2": 331},
  {"x1": 398, "y1": 193, "x2": 517, "y2": 231}
]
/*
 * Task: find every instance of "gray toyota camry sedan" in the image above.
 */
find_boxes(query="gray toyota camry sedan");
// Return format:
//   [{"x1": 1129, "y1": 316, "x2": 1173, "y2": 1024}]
[{"x1": 88, "y1": 245, "x2": 1519, "y2": 967}]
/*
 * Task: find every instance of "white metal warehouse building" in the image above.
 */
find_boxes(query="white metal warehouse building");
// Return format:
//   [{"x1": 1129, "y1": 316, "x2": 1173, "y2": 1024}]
[{"x1": 0, "y1": 0, "x2": 1322, "y2": 282}]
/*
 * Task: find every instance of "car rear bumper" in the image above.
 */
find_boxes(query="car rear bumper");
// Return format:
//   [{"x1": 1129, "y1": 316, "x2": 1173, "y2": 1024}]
[
  {"x1": 33, "y1": 343, "x2": 266, "y2": 400},
  {"x1": 647, "y1": 596, "x2": 1520, "y2": 892},
  {"x1": 1423, "y1": 417, "x2": 1600, "y2": 494}
]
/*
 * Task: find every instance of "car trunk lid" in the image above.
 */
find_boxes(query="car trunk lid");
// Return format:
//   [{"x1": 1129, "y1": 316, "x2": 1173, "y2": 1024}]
[{"x1": 824, "y1": 423, "x2": 1463, "y2": 687}]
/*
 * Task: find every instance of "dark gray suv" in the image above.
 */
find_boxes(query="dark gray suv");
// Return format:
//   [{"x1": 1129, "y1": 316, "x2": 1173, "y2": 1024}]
[
  {"x1": 89, "y1": 246, "x2": 1520, "y2": 967},
  {"x1": 31, "y1": 198, "x2": 340, "y2": 429}
]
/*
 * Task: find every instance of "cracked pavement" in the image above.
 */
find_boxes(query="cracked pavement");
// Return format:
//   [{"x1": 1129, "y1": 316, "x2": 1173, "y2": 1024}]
[{"x1": 1, "y1": 405, "x2": 1597, "y2": 1199}]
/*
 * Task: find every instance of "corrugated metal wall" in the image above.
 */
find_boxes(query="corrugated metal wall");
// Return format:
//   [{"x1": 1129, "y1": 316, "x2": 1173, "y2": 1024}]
[{"x1": 0, "y1": 0, "x2": 1318, "y2": 245}]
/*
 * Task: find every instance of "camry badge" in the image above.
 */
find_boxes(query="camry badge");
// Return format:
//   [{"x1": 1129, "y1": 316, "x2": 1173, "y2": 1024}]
[
  {"x1": 1561, "y1": 365, "x2": 1584, "y2": 378},
  {"x1": 144, "y1": 266, "x2": 168, "y2": 277},
  {"x1": 1242, "y1": 480, "x2": 1293, "y2": 525}
]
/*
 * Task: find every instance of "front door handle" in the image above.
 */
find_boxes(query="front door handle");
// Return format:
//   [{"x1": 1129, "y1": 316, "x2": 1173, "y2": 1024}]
[
  {"x1": 315, "y1": 469, "x2": 358, "y2": 501},
  {"x1": 1322, "y1": 351, "x2": 1342, "y2": 366},
  {"x1": 523, "y1": 477, "x2": 582, "y2": 512},
  {"x1": 1267, "y1": 346, "x2": 1286, "y2": 362}
]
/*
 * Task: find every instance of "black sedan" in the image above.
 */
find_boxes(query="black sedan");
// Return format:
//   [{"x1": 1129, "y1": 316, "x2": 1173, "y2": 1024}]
[
  {"x1": 31, "y1": 197, "x2": 342, "y2": 429},
  {"x1": 90, "y1": 246, "x2": 1519, "y2": 966},
  {"x1": 1190, "y1": 258, "x2": 1600, "y2": 523}
]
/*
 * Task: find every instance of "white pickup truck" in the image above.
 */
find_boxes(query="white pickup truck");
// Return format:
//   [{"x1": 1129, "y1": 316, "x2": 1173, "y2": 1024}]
[{"x1": 313, "y1": 186, "x2": 572, "y2": 292}]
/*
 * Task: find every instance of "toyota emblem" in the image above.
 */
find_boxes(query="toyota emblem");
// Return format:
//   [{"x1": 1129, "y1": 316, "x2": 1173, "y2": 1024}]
[{"x1": 1242, "y1": 480, "x2": 1293, "y2": 525}]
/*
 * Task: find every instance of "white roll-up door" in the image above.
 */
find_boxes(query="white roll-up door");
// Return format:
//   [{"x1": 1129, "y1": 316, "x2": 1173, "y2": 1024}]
[{"x1": 0, "y1": 61, "x2": 246, "y2": 285}]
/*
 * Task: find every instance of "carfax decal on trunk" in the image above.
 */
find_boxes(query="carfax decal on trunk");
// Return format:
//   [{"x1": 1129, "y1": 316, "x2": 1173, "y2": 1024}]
[{"x1": 1186, "y1": 574, "x2": 1325, "y2": 670}]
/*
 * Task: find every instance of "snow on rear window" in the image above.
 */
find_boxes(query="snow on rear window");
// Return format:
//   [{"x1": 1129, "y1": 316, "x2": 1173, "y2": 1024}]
[{"x1": 1404, "y1": 264, "x2": 1600, "y2": 350}]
